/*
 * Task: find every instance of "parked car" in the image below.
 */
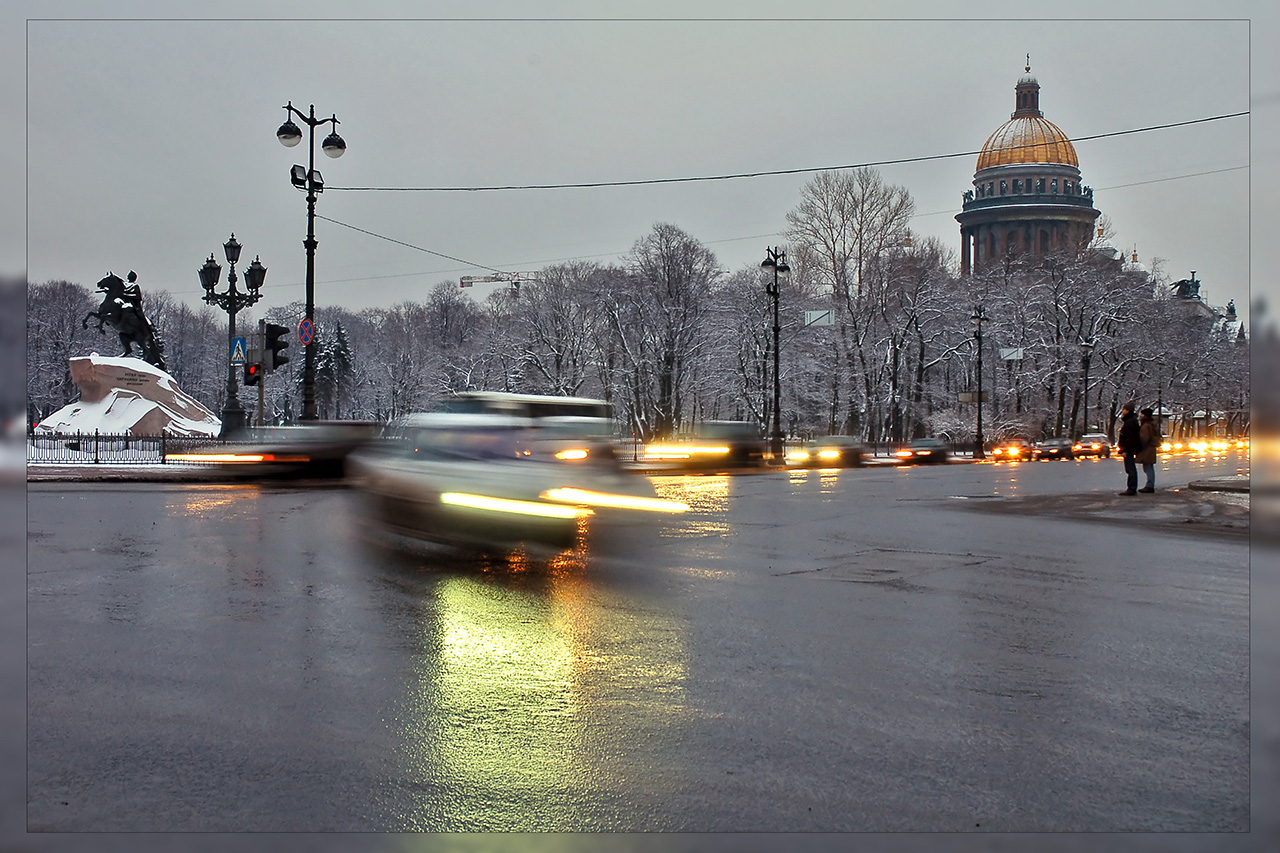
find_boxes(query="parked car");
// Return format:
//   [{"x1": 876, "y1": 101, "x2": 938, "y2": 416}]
[
  {"x1": 1072, "y1": 433, "x2": 1112, "y2": 458},
  {"x1": 894, "y1": 437, "x2": 949, "y2": 464},
  {"x1": 1035, "y1": 436, "x2": 1075, "y2": 460},
  {"x1": 990, "y1": 437, "x2": 1033, "y2": 461},
  {"x1": 785, "y1": 435, "x2": 865, "y2": 468}
]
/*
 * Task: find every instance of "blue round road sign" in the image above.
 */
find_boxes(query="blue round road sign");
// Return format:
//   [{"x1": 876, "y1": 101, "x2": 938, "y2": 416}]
[{"x1": 298, "y1": 317, "x2": 314, "y2": 345}]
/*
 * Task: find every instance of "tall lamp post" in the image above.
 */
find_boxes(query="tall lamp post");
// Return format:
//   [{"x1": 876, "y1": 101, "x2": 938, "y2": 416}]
[
  {"x1": 276, "y1": 101, "x2": 346, "y2": 422},
  {"x1": 761, "y1": 247, "x2": 790, "y2": 462},
  {"x1": 198, "y1": 234, "x2": 267, "y2": 437},
  {"x1": 1080, "y1": 338, "x2": 1095, "y2": 434},
  {"x1": 971, "y1": 304, "x2": 987, "y2": 459},
  {"x1": 1156, "y1": 362, "x2": 1163, "y2": 429}
]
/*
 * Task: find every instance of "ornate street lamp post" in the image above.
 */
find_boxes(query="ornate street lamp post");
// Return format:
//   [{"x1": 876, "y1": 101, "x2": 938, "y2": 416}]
[
  {"x1": 276, "y1": 101, "x2": 346, "y2": 422},
  {"x1": 761, "y1": 247, "x2": 790, "y2": 462},
  {"x1": 971, "y1": 304, "x2": 987, "y2": 459},
  {"x1": 198, "y1": 234, "x2": 266, "y2": 437}
]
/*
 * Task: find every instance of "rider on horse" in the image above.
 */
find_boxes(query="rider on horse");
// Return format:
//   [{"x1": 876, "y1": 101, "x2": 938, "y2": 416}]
[{"x1": 83, "y1": 271, "x2": 167, "y2": 371}]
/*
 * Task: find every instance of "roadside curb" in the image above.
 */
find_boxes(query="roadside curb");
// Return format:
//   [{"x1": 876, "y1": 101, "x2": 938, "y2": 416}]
[{"x1": 1188, "y1": 477, "x2": 1250, "y2": 493}]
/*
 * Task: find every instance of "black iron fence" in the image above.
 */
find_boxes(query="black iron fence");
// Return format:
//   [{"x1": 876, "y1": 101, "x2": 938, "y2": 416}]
[{"x1": 27, "y1": 432, "x2": 248, "y2": 465}]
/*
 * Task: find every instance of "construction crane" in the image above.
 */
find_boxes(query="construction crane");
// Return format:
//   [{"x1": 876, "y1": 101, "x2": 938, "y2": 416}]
[{"x1": 458, "y1": 271, "x2": 541, "y2": 291}]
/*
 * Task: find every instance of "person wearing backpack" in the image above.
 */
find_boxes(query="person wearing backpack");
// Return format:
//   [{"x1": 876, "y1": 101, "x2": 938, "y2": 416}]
[{"x1": 1136, "y1": 407, "x2": 1161, "y2": 493}]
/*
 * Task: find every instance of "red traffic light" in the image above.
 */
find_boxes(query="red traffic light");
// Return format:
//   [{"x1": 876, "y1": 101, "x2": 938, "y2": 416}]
[{"x1": 244, "y1": 362, "x2": 262, "y2": 386}]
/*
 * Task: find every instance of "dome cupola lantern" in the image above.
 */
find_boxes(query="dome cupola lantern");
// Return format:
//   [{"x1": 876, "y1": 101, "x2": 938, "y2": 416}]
[{"x1": 1014, "y1": 56, "x2": 1042, "y2": 117}]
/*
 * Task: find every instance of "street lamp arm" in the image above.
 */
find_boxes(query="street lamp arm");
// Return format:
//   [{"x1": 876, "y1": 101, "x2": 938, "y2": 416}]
[{"x1": 282, "y1": 101, "x2": 340, "y2": 131}]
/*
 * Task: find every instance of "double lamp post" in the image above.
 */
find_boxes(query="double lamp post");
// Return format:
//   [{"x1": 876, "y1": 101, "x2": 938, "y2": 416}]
[{"x1": 276, "y1": 101, "x2": 346, "y2": 422}]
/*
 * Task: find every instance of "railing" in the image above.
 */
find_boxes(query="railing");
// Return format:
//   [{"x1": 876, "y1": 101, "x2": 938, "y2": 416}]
[
  {"x1": 27, "y1": 432, "x2": 250, "y2": 465},
  {"x1": 961, "y1": 190, "x2": 1096, "y2": 211}
]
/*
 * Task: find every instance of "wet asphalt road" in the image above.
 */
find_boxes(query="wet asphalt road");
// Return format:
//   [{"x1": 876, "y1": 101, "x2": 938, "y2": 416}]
[{"x1": 26, "y1": 453, "x2": 1252, "y2": 834}]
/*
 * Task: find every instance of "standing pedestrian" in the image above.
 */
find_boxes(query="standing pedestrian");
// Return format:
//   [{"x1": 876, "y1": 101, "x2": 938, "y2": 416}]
[
  {"x1": 1116, "y1": 402, "x2": 1141, "y2": 495},
  {"x1": 1137, "y1": 407, "x2": 1160, "y2": 493}
]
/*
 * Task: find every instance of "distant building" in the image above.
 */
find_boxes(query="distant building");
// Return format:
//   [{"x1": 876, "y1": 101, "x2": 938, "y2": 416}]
[
  {"x1": 1167, "y1": 270, "x2": 1248, "y2": 341},
  {"x1": 956, "y1": 63, "x2": 1101, "y2": 274}
]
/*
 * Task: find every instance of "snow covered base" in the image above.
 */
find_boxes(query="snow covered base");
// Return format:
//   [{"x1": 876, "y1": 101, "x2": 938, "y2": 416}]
[{"x1": 35, "y1": 354, "x2": 221, "y2": 437}]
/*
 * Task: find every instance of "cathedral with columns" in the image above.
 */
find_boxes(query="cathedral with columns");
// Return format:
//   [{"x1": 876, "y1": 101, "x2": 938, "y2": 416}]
[{"x1": 956, "y1": 62, "x2": 1100, "y2": 274}]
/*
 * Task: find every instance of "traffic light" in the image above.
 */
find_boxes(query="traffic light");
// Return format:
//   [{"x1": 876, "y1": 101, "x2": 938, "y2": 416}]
[
  {"x1": 244, "y1": 361, "x2": 262, "y2": 386},
  {"x1": 264, "y1": 323, "x2": 290, "y2": 372}
]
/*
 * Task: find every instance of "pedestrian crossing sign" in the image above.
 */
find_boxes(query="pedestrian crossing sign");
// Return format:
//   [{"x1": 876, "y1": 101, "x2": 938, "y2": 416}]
[{"x1": 231, "y1": 336, "x2": 247, "y2": 364}]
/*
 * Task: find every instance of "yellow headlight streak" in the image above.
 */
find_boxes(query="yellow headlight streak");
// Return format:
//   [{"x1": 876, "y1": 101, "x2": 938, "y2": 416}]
[
  {"x1": 816, "y1": 449, "x2": 842, "y2": 460},
  {"x1": 554, "y1": 448, "x2": 590, "y2": 460},
  {"x1": 440, "y1": 492, "x2": 593, "y2": 519},
  {"x1": 163, "y1": 453, "x2": 312, "y2": 464},
  {"x1": 541, "y1": 488, "x2": 689, "y2": 513},
  {"x1": 642, "y1": 444, "x2": 730, "y2": 460},
  {"x1": 164, "y1": 453, "x2": 267, "y2": 464}
]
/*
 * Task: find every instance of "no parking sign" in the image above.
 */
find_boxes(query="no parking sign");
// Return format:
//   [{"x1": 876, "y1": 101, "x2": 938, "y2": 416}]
[{"x1": 298, "y1": 317, "x2": 315, "y2": 345}]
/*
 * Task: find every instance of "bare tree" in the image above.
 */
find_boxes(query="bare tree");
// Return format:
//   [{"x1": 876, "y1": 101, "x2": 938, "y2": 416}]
[
  {"x1": 785, "y1": 168, "x2": 915, "y2": 437},
  {"x1": 620, "y1": 223, "x2": 720, "y2": 439},
  {"x1": 27, "y1": 280, "x2": 96, "y2": 422},
  {"x1": 514, "y1": 261, "x2": 603, "y2": 397}
]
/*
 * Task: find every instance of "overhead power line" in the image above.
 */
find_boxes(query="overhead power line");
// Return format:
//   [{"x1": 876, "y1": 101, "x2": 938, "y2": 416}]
[
  {"x1": 313, "y1": 160, "x2": 1247, "y2": 287},
  {"x1": 315, "y1": 215, "x2": 505, "y2": 274},
  {"x1": 329, "y1": 112, "x2": 1248, "y2": 193}
]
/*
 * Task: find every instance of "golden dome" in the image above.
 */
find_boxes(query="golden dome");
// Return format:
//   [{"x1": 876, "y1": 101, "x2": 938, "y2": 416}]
[{"x1": 977, "y1": 116, "x2": 1078, "y2": 170}]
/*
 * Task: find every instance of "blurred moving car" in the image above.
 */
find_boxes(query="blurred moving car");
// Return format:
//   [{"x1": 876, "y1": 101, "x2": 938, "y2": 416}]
[
  {"x1": 347, "y1": 404, "x2": 686, "y2": 554},
  {"x1": 1162, "y1": 438, "x2": 1248, "y2": 455},
  {"x1": 785, "y1": 435, "x2": 865, "y2": 468},
  {"x1": 990, "y1": 437, "x2": 1033, "y2": 461},
  {"x1": 642, "y1": 420, "x2": 768, "y2": 469},
  {"x1": 1072, "y1": 433, "x2": 1112, "y2": 458},
  {"x1": 894, "y1": 437, "x2": 950, "y2": 464},
  {"x1": 441, "y1": 390, "x2": 621, "y2": 465},
  {"x1": 1034, "y1": 436, "x2": 1075, "y2": 460},
  {"x1": 164, "y1": 422, "x2": 379, "y2": 478}
]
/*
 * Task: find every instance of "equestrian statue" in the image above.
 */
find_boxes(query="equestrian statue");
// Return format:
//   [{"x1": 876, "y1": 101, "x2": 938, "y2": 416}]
[{"x1": 82, "y1": 271, "x2": 167, "y2": 371}]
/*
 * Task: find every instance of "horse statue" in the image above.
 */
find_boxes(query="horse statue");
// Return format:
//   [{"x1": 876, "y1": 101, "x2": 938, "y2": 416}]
[{"x1": 82, "y1": 271, "x2": 167, "y2": 371}]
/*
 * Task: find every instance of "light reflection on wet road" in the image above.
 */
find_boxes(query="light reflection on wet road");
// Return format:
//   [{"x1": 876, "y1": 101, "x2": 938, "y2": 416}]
[{"x1": 26, "y1": 453, "x2": 1251, "y2": 832}]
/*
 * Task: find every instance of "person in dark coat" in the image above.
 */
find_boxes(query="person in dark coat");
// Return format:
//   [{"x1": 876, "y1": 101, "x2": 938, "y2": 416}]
[
  {"x1": 1116, "y1": 402, "x2": 1141, "y2": 495},
  {"x1": 1136, "y1": 407, "x2": 1160, "y2": 493}
]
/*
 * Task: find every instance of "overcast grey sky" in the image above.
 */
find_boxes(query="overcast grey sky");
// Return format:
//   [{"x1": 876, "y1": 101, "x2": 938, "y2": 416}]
[{"x1": 8, "y1": 1, "x2": 1277, "y2": 332}]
